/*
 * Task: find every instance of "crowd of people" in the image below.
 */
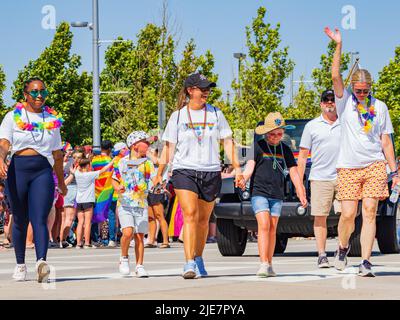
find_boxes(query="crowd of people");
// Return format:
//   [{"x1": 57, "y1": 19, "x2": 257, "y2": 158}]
[{"x1": 0, "y1": 27, "x2": 398, "y2": 283}]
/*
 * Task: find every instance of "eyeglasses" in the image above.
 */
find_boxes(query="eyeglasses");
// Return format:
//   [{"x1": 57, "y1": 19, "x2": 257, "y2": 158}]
[
  {"x1": 322, "y1": 97, "x2": 335, "y2": 103},
  {"x1": 26, "y1": 89, "x2": 49, "y2": 99},
  {"x1": 268, "y1": 132, "x2": 283, "y2": 137},
  {"x1": 354, "y1": 89, "x2": 370, "y2": 95}
]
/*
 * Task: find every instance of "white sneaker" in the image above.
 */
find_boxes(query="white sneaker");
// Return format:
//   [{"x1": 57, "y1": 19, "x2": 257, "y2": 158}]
[
  {"x1": 267, "y1": 265, "x2": 277, "y2": 277},
  {"x1": 108, "y1": 240, "x2": 117, "y2": 248},
  {"x1": 129, "y1": 240, "x2": 135, "y2": 248},
  {"x1": 119, "y1": 256, "x2": 130, "y2": 276},
  {"x1": 12, "y1": 264, "x2": 27, "y2": 281},
  {"x1": 256, "y1": 263, "x2": 268, "y2": 278},
  {"x1": 135, "y1": 264, "x2": 149, "y2": 278},
  {"x1": 35, "y1": 259, "x2": 50, "y2": 283}
]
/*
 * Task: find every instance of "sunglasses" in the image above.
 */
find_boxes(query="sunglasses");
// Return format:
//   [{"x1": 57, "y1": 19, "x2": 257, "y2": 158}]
[
  {"x1": 354, "y1": 89, "x2": 370, "y2": 95},
  {"x1": 26, "y1": 89, "x2": 49, "y2": 99},
  {"x1": 268, "y1": 132, "x2": 283, "y2": 137},
  {"x1": 322, "y1": 97, "x2": 335, "y2": 103}
]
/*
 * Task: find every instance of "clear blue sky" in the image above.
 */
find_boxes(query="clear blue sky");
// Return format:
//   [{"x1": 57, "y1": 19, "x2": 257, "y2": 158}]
[{"x1": 1, "y1": 0, "x2": 399, "y2": 107}]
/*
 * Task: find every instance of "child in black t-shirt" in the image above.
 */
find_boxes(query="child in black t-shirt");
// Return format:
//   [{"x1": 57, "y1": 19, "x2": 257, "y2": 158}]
[{"x1": 241, "y1": 112, "x2": 307, "y2": 278}]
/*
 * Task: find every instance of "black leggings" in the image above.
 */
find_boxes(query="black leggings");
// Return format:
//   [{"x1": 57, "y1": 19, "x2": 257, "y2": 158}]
[{"x1": 6, "y1": 155, "x2": 54, "y2": 264}]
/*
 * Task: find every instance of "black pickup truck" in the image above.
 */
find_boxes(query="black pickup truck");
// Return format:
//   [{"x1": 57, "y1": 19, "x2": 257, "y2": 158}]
[{"x1": 214, "y1": 119, "x2": 400, "y2": 257}]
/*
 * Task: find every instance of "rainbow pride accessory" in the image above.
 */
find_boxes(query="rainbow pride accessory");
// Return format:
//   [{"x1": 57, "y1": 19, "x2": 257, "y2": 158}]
[
  {"x1": 14, "y1": 102, "x2": 64, "y2": 131},
  {"x1": 352, "y1": 94, "x2": 376, "y2": 134},
  {"x1": 62, "y1": 141, "x2": 72, "y2": 152}
]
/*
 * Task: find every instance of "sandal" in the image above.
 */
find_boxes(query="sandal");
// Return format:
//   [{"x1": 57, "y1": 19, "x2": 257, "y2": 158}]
[
  {"x1": 159, "y1": 243, "x2": 170, "y2": 249},
  {"x1": 144, "y1": 243, "x2": 157, "y2": 248}
]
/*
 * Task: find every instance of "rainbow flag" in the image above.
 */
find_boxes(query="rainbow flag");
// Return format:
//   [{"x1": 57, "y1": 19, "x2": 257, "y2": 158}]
[
  {"x1": 112, "y1": 149, "x2": 130, "y2": 201},
  {"x1": 168, "y1": 197, "x2": 184, "y2": 238},
  {"x1": 292, "y1": 151, "x2": 312, "y2": 164},
  {"x1": 92, "y1": 155, "x2": 113, "y2": 223}
]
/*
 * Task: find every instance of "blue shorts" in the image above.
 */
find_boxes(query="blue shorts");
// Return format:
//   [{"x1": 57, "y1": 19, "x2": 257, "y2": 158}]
[{"x1": 251, "y1": 196, "x2": 283, "y2": 217}]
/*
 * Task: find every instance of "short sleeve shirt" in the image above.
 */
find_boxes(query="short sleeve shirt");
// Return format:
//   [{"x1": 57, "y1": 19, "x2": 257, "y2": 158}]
[
  {"x1": 112, "y1": 156, "x2": 156, "y2": 208},
  {"x1": 335, "y1": 89, "x2": 394, "y2": 168},
  {"x1": 162, "y1": 105, "x2": 232, "y2": 172},
  {"x1": 299, "y1": 115, "x2": 341, "y2": 181},
  {"x1": 75, "y1": 170, "x2": 101, "y2": 203},
  {"x1": 0, "y1": 109, "x2": 62, "y2": 166},
  {"x1": 250, "y1": 140, "x2": 297, "y2": 200}
]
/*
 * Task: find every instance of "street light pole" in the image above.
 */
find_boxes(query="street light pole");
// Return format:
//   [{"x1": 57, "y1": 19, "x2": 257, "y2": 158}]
[
  {"x1": 233, "y1": 53, "x2": 246, "y2": 99},
  {"x1": 92, "y1": 0, "x2": 101, "y2": 153}
]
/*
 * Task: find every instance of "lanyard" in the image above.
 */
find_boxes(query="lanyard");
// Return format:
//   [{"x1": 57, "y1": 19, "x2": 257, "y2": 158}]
[{"x1": 187, "y1": 106, "x2": 207, "y2": 145}]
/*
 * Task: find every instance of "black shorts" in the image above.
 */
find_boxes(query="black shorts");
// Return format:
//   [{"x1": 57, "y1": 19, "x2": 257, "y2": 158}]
[
  {"x1": 76, "y1": 202, "x2": 95, "y2": 211},
  {"x1": 147, "y1": 193, "x2": 165, "y2": 206},
  {"x1": 171, "y1": 169, "x2": 222, "y2": 202}
]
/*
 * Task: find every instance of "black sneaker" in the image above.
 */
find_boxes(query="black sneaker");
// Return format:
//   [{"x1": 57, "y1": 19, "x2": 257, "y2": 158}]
[
  {"x1": 333, "y1": 245, "x2": 350, "y2": 271},
  {"x1": 318, "y1": 255, "x2": 330, "y2": 268},
  {"x1": 359, "y1": 260, "x2": 375, "y2": 277}
]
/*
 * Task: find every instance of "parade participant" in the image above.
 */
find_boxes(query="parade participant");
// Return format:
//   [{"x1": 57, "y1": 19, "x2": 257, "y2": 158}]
[
  {"x1": 298, "y1": 90, "x2": 341, "y2": 268},
  {"x1": 154, "y1": 73, "x2": 244, "y2": 279},
  {"x1": 0, "y1": 77, "x2": 67, "y2": 282},
  {"x1": 74, "y1": 157, "x2": 115, "y2": 248},
  {"x1": 325, "y1": 27, "x2": 399, "y2": 276},
  {"x1": 241, "y1": 112, "x2": 307, "y2": 277},
  {"x1": 112, "y1": 131, "x2": 156, "y2": 278}
]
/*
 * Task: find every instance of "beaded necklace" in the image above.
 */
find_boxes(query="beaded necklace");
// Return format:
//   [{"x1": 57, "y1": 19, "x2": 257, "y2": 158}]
[{"x1": 352, "y1": 94, "x2": 376, "y2": 133}]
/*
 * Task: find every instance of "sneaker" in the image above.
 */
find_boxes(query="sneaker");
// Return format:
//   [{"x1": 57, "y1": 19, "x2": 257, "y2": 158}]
[
  {"x1": 267, "y1": 265, "x2": 277, "y2": 277},
  {"x1": 129, "y1": 240, "x2": 135, "y2": 248},
  {"x1": 206, "y1": 236, "x2": 217, "y2": 244},
  {"x1": 135, "y1": 265, "x2": 149, "y2": 278},
  {"x1": 107, "y1": 240, "x2": 117, "y2": 248},
  {"x1": 182, "y1": 261, "x2": 197, "y2": 279},
  {"x1": 36, "y1": 259, "x2": 50, "y2": 283},
  {"x1": 12, "y1": 264, "x2": 27, "y2": 281},
  {"x1": 256, "y1": 263, "x2": 268, "y2": 278},
  {"x1": 83, "y1": 244, "x2": 97, "y2": 249},
  {"x1": 48, "y1": 241, "x2": 58, "y2": 248},
  {"x1": 60, "y1": 241, "x2": 73, "y2": 249},
  {"x1": 75, "y1": 245, "x2": 83, "y2": 249},
  {"x1": 119, "y1": 256, "x2": 130, "y2": 276},
  {"x1": 359, "y1": 260, "x2": 375, "y2": 277},
  {"x1": 194, "y1": 256, "x2": 208, "y2": 277},
  {"x1": 334, "y1": 245, "x2": 350, "y2": 271},
  {"x1": 318, "y1": 254, "x2": 330, "y2": 268}
]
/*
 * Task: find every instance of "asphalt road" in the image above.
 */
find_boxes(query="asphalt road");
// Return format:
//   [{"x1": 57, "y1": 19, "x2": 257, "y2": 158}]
[{"x1": 1, "y1": 237, "x2": 400, "y2": 300}]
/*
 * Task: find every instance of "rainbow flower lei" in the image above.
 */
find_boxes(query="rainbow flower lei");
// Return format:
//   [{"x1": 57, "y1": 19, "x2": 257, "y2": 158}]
[
  {"x1": 353, "y1": 94, "x2": 376, "y2": 133},
  {"x1": 13, "y1": 102, "x2": 64, "y2": 131}
]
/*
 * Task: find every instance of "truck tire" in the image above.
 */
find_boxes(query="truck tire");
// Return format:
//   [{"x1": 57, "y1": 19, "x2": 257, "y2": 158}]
[
  {"x1": 274, "y1": 234, "x2": 288, "y2": 254},
  {"x1": 349, "y1": 215, "x2": 362, "y2": 257},
  {"x1": 377, "y1": 204, "x2": 400, "y2": 254},
  {"x1": 216, "y1": 218, "x2": 248, "y2": 256}
]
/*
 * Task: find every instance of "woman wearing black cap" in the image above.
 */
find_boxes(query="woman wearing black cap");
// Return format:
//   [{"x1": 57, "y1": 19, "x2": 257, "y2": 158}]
[{"x1": 154, "y1": 73, "x2": 244, "y2": 279}]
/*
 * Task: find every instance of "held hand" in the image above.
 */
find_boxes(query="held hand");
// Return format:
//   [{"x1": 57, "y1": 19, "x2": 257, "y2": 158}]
[
  {"x1": 324, "y1": 27, "x2": 342, "y2": 44},
  {"x1": 235, "y1": 173, "x2": 246, "y2": 190},
  {"x1": 0, "y1": 158, "x2": 8, "y2": 179},
  {"x1": 118, "y1": 185, "x2": 126, "y2": 194},
  {"x1": 297, "y1": 187, "x2": 308, "y2": 208},
  {"x1": 58, "y1": 183, "x2": 68, "y2": 197},
  {"x1": 152, "y1": 175, "x2": 163, "y2": 189},
  {"x1": 392, "y1": 176, "x2": 400, "y2": 189}
]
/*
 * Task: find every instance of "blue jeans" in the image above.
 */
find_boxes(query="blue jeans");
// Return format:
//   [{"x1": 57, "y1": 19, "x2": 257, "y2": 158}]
[
  {"x1": 251, "y1": 196, "x2": 283, "y2": 217},
  {"x1": 108, "y1": 201, "x2": 117, "y2": 241}
]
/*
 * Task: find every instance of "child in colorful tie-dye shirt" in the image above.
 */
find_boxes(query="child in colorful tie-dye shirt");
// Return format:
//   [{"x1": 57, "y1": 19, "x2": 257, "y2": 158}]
[{"x1": 112, "y1": 131, "x2": 156, "y2": 278}]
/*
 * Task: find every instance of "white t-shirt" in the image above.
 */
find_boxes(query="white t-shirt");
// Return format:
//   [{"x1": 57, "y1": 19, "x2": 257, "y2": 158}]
[
  {"x1": 335, "y1": 89, "x2": 393, "y2": 169},
  {"x1": 75, "y1": 170, "x2": 100, "y2": 203},
  {"x1": 162, "y1": 105, "x2": 232, "y2": 172},
  {"x1": 300, "y1": 115, "x2": 341, "y2": 181},
  {"x1": 0, "y1": 109, "x2": 62, "y2": 166}
]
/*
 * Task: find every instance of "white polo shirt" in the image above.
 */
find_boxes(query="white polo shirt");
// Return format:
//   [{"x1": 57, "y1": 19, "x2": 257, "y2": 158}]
[
  {"x1": 300, "y1": 115, "x2": 341, "y2": 181},
  {"x1": 335, "y1": 89, "x2": 393, "y2": 169}
]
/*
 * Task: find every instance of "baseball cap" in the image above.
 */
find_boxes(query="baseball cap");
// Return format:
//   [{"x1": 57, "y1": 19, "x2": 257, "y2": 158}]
[
  {"x1": 321, "y1": 89, "x2": 335, "y2": 102},
  {"x1": 113, "y1": 142, "x2": 127, "y2": 153},
  {"x1": 101, "y1": 140, "x2": 113, "y2": 150},
  {"x1": 184, "y1": 73, "x2": 216, "y2": 89}
]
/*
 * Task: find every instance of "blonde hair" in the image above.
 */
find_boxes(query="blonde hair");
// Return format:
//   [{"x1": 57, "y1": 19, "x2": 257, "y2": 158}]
[
  {"x1": 176, "y1": 87, "x2": 189, "y2": 110},
  {"x1": 351, "y1": 69, "x2": 372, "y2": 86}
]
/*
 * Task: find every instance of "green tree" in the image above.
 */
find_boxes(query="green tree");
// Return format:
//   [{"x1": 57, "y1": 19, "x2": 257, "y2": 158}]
[
  {"x1": 100, "y1": 24, "x2": 221, "y2": 143},
  {"x1": 12, "y1": 22, "x2": 92, "y2": 146},
  {"x1": 228, "y1": 6, "x2": 294, "y2": 135},
  {"x1": 284, "y1": 41, "x2": 351, "y2": 119},
  {"x1": 374, "y1": 46, "x2": 400, "y2": 152},
  {"x1": 0, "y1": 65, "x2": 6, "y2": 119}
]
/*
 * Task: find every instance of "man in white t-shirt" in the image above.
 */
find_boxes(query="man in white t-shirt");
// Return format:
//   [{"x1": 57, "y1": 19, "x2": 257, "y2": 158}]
[
  {"x1": 298, "y1": 90, "x2": 341, "y2": 269},
  {"x1": 325, "y1": 27, "x2": 399, "y2": 277}
]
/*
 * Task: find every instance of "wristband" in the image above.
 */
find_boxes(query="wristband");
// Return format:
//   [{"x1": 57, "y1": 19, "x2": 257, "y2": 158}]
[{"x1": 389, "y1": 171, "x2": 399, "y2": 179}]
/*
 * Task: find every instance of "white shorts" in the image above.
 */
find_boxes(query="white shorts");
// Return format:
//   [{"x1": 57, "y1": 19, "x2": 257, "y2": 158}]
[{"x1": 118, "y1": 206, "x2": 148, "y2": 234}]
